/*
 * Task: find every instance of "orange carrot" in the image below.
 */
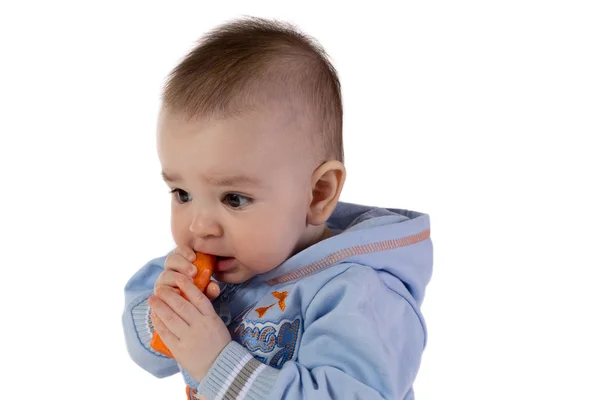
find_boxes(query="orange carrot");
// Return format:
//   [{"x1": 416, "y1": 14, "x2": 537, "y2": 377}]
[{"x1": 150, "y1": 252, "x2": 216, "y2": 358}]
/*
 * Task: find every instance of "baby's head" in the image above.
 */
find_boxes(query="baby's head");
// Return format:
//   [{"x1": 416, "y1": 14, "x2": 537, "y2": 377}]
[{"x1": 157, "y1": 17, "x2": 345, "y2": 283}]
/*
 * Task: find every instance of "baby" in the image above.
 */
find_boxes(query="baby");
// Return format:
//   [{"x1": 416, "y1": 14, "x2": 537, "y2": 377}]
[{"x1": 122, "y1": 17, "x2": 433, "y2": 400}]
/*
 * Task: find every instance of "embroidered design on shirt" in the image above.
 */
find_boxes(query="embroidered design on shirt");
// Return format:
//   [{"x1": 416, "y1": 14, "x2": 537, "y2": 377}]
[
  {"x1": 255, "y1": 303, "x2": 274, "y2": 318},
  {"x1": 254, "y1": 291, "x2": 288, "y2": 318},
  {"x1": 234, "y1": 324, "x2": 277, "y2": 353},
  {"x1": 270, "y1": 318, "x2": 300, "y2": 368},
  {"x1": 271, "y1": 291, "x2": 288, "y2": 311},
  {"x1": 230, "y1": 315, "x2": 302, "y2": 369}
]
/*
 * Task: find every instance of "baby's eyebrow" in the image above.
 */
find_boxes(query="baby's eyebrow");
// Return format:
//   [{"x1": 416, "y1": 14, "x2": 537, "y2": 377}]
[
  {"x1": 161, "y1": 170, "x2": 262, "y2": 187},
  {"x1": 203, "y1": 174, "x2": 262, "y2": 187},
  {"x1": 161, "y1": 170, "x2": 180, "y2": 183}
]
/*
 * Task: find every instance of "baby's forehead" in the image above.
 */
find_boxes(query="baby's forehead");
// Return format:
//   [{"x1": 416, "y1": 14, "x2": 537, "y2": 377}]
[
  {"x1": 163, "y1": 102, "x2": 314, "y2": 148},
  {"x1": 159, "y1": 106, "x2": 317, "y2": 177}
]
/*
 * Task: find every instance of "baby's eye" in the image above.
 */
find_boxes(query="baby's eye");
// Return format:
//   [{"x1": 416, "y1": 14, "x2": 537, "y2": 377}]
[
  {"x1": 223, "y1": 193, "x2": 251, "y2": 209},
  {"x1": 170, "y1": 189, "x2": 192, "y2": 204}
]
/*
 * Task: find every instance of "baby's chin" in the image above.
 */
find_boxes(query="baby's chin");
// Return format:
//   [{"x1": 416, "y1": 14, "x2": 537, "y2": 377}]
[
  {"x1": 213, "y1": 257, "x2": 281, "y2": 284},
  {"x1": 213, "y1": 263, "x2": 256, "y2": 284}
]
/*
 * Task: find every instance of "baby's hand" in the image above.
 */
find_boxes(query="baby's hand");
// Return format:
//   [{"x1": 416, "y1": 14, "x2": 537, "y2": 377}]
[
  {"x1": 149, "y1": 275, "x2": 231, "y2": 382},
  {"x1": 155, "y1": 246, "x2": 221, "y2": 300}
]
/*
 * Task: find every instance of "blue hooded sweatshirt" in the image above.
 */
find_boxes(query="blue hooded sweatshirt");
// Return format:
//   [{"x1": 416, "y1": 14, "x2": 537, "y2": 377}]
[{"x1": 122, "y1": 202, "x2": 433, "y2": 399}]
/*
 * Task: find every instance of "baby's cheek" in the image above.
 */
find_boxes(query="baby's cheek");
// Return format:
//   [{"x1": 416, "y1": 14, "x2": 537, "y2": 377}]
[
  {"x1": 270, "y1": 232, "x2": 298, "y2": 266},
  {"x1": 242, "y1": 233, "x2": 286, "y2": 271},
  {"x1": 170, "y1": 216, "x2": 188, "y2": 244}
]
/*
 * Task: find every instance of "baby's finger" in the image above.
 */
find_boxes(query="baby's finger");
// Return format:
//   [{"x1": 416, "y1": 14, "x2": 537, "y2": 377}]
[
  {"x1": 165, "y1": 254, "x2": 197, "y2": 278},
  {"x1": 149, "y1": 312, "x2": 179, "y2": 350},
  {"x1": 154, "y1": 284, "x2": 181, "y2": 296},
  {"x1": 176, "y1": 276, "x2": 215, "y2": 316},
  {"x1": 156, "y1": 270, "x2": 191, "y2": 288},
  {"x1": 205, "y1": 281, "x2": 221, "y2": 301},
  {"x1": 173, "y1": 246, "x2": 196, "y2": 263}
]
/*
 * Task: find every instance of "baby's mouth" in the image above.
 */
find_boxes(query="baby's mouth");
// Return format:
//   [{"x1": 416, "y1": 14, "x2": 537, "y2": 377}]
[{"x1": 215, "y1": 256, "x2": 236, "y2": 272}]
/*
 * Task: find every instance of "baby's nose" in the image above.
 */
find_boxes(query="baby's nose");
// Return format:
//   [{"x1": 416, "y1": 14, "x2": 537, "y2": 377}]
[{"x1": 189, "y1": 212, "x2": 223, "y2": 237}]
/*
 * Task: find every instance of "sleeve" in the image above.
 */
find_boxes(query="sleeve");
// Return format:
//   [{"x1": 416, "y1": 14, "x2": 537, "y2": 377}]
[
  {"x1": 197, "y1": 266, "x2": 426, "y2": 399},
  {"x1": 121, "y1": 252, "x2": 179, "y2": 378}
]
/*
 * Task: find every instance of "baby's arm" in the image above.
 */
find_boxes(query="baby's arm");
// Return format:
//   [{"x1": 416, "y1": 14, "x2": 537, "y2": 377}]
[
  {"x1": 197, "y1": 265, "x2": 426, "y2": 399},
  {"x1": 122, "y1": 253, "x2": 179, "y2": 378}
]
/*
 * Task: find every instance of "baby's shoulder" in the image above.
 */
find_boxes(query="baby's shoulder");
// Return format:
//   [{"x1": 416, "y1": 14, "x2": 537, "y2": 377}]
[{"x1": 271, "y1": 262, "x2": 383, "y2": 304}]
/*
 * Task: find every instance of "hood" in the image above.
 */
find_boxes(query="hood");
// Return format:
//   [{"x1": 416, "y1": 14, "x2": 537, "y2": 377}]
[{"x1": 256, "y1": 202, "x2": 433, "y2": 307}]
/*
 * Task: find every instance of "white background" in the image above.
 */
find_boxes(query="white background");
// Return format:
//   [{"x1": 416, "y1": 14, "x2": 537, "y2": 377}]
[{"x1": 1, "y1": 1, "x2": 599, "y2": 399}]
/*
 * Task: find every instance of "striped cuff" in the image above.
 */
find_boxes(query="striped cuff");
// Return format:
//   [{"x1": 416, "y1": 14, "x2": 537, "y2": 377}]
[
  {"x1": 197, "y1": 341, "x2": 279, "y2": 400},
  {"x1": 131, "y1": 291, "x2": 167, "y2": 357}
]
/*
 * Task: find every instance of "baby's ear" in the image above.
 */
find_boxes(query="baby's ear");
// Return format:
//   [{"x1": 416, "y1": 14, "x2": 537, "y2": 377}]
[{"x1": 307, "y1": 160, "x2": 346, "y2": 226}]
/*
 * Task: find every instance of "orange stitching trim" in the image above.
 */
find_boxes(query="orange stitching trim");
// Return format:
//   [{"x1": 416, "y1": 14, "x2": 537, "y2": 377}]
[{"x1": 266, "y1": 229, "x2": 430, "y2": 286}]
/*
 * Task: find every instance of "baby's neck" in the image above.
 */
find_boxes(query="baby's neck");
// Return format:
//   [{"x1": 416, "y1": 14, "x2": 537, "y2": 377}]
[{"x1": 292, "y1": 224, "x2": 332, "y2": 257}]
